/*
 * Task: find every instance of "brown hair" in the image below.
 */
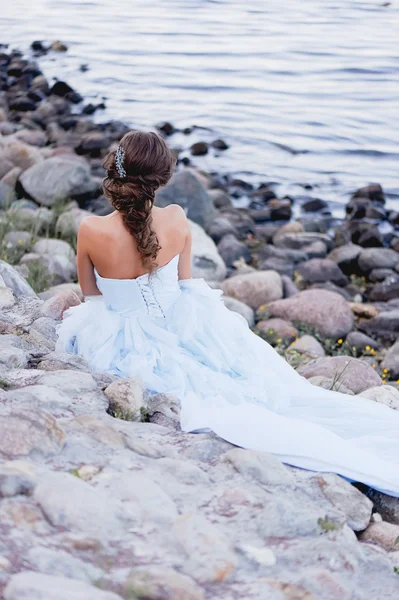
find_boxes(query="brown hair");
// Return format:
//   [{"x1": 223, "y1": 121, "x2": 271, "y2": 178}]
[{"x1": 102, "y1": 130, "x2": 176, "y2": 272}]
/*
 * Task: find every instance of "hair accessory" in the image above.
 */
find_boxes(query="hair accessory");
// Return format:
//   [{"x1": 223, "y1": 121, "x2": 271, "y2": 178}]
[{"x1": 115, "y1": 145, "x2": 126, "y2": 178}]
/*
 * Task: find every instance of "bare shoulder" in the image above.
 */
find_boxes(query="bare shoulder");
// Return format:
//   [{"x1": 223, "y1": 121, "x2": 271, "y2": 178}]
[
  {"x1": 163, "y1": 204, "x2": 189, "y2": 227},
  {"x1": 78, "y1": 215, "x2": 107, "y2": 235}
]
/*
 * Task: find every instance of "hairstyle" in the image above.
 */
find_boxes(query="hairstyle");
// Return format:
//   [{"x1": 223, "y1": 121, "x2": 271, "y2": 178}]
[{"x1": 102, "y1": 130, "x2": 176, "y2": 272}]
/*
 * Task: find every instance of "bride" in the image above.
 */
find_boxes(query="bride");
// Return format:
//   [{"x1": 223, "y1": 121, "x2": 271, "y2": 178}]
[{"x1": 57, "y1": 130, "x2": 399, "y2": 497}]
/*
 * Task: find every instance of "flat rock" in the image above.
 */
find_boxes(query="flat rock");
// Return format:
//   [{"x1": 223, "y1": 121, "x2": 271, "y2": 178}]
[
  {"x1": 298, "y1": 356, "x2": 381, "y2": 394},
  {"x1": 268, "y1": 289, "x2": 354, "y2": 339},
  {"x1": 40, "y1": 290, "x2": 81, "y2": 319},
  {"x1": 3, "y1": 571, "x2": 122, "y2": 600},
  {"x1": 358, "y1": 248, "x2": 399, "y2": 272},
  {"x1": 221, "y1": 270, "x2": 283, "y2": 309},
  {"x1": 0, "y1": 408, "x2": 65, "y2": 458},
  {"x1": 0, "y1": 260, "x2": 36, "y2": 297},
  {"x1": 126, "y1": 566, "x2": 204, "y2": 600}
]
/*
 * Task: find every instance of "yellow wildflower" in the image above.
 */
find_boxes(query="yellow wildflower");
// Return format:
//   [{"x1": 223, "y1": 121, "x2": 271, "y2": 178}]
[
  {"x1": 269, "y1": 329, "x2": 274, "y2": 334},
  {"x1": 259, "y1": 305, "x2": 265, "y2": 310},
  {"x1": 277, "y1": 338, "x2": 282, "y2": 343},
  {"x1": 337, "y1": 339, "x2": 343, "y2": 345},
  {"x1": 365, "y1": 345, "x2": 370, "y2": 351},
  {"x1": 370, "y1": 348, "x2": 375, "y2": 355},
  {"x1": 371, "y1": 364, "x2": 376, "y2": 368},
  {"x1": 383, "y1": 368, "x2": 389, "y2": 373}
]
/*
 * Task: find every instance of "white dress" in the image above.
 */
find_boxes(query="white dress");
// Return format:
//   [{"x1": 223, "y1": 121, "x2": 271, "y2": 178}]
[{"x1": 57, "y1": 255, "x2": 399, "y2": 497}]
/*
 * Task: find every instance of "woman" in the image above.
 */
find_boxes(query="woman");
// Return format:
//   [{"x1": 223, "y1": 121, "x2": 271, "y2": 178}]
[{"x1": 57, "y1": 130, "x2": 399, "y2": 497}]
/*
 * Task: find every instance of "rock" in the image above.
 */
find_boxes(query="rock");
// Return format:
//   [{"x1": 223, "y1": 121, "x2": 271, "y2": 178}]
[
  {"x1": 222, "y1": 447, "x2": 293, "y2": 486},
  {"x1": 34, "y1": 472, "x2": 127, "y2": 538},
  {"x1": 221, "y1": 208, "x2": 256, "y2": 237},
  {"x1": 217, "y1": 234, "x2": 251, "y2": 268},
  {"x1": 358, "y1": 248, "x2": 399, "y2": 272},
  {"x1": 223, "y1": 296, "x2": 255, "y2": 327},
  {"x1": 369, "y1": 276, "x2": 399, "y2": 302},
  {"x1": 14, "y1": 129, "x2": 47, "y2": 147},
  {"x1": 126, "y1": 566, "x2": 204, "y2": 600},
  {"x1": 32, "y1": 238, "x2": 76, "y2": 281},
  {"x1": 56, "y1": 208, "x2": 90, "y2": 239},
  {"x1": 0, "y1": 408, "x2": 65, "y2": 458},
  {"x1": 359, "y1": 386, "x2": 399, "y2": 410},
  {"x1": 28, "y1": 317, "x2": 57, "y2": 350},
  {"x1": 0, "y1": 461, "x2": 36, "y2": 498},
  {"x1": 359, "y1": 309, "x2": 399, "y2": 339},
  {"x1": 381, "y1": 339, "x2": 399, "y2": 378},
  {"x1": 281, "y1": 274, "x2": 299, "y2": 298},
  {"x1": 353, "y1": 183, "x2": 385, "y2": 203},
  {"x1": 366, "y1": 491, "x2": 399, "y2": 525},
  {"x1": 26, "y1": 547, "x2": 103, "y2": 584},
  {"x1": 307, "y1": 375, "x2": 354, "y2": 395},
  {"x1": 37, "y1": 352, "x2": 90, "y2": 372},
  {"x1": 20, "y1": 156, "x2": 96, "y2": 207},
  {"x1": 273, "y1": 232, "x2": 333, "y2": 252},
  {"x1": 301, "y1": 198, "x2": 329, "y2": 212},
  {"x1": 40, "y1": 290, "x2": 81, "y2": 319},
  {"x1": 316, "y1": 473, "x2": 372, "y2": 531},
  {"x1": 297, "y1": 356, "x2": 382, "y2": 394},
  {"x1": 2, "y1": 139, "x2": 43, "y2": 170},
  {"x1": 190, "y1": 141, "x2": 208, "y2": 156},
  {"x1": 289, "y1": 335, "x2": 325, "y2": 357},
  {"x1": 1, "y1": 166, "x2": 22, "y2": 188},
  {"x1": 208, "y1": 189, "x2": 232, "y2": 209},
  {"x1": 156, "y1": 121, "x2": 175, "y2": 136},
  {"x1": 7, "y1": 206, "x2": 54, "y2": 234},
  {"x1": 211, "y1": 139, "x2": 229, "y2": 150},
  {"x1": 359, "y1": 522, "x2": 399, "y2": 552},
  {"x1": 260, "y1": 257, "x2": 294, "y2": 277},
  {"x1": 346, "y1": 196, "x2": 371, "y2": 220},
  {"x1": 0, "y1": 344, "x2": 28, "y2": 368},
  {"x1": 0, "y1": 260, "x2": 36, "y2": 297},
  {"x1": 156, "y1": 170, "x2": 217, "y2": 230},
  {"x1": 327, "y1": 244, "x2": 362, "y2": 275},
  {"x1": 3, "y1": 572, "x2": 122, "y2": 600},
  {"x1": 257, "y1": 318, "x2": 298, "y2": 342},
  {"x1": 208, "y1": 217, "x2": 238, "y2": 244},
  {"x1": 268, "y1": 289, "x2": 354, "y2": 339},
  {"x1": 146, "y1": 393, "x2": 181, "y2": 429},
  {"x1": 104, "y1": 378, "x2": 144, "y2": 421},
  {"x1": 174, "y1": 513, "x2": 237, "y2": 583},
  {"x1": 0, "y1": 285, "x2": 15, "y2": 310},
  {"x1": 190, "y1": 220, "x2": 226, "y2": 282},
  {"x1": 38, "y1": 282, "x2": 83, "y2": 301},
  {"x1": 3, "y1": 231, "x2": 32, "y2": 263},
  {"x1": 221, "y1": 270, "x2": 282, "y2": 309},
  {"x1": 346, "y1": 331, "x2": 380, "y2": 355},
  {"x1": 76, "y1": 132, "x2": 109, "y2": 155},
  {"x1": 296, "y1": 258, "x2": 347, "y2": 286},
  {"x1": 369, "y1": 268, "x2": 395, "y2": 282}
]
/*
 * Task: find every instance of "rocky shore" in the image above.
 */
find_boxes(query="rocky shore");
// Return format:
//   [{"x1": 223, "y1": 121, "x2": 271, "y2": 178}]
[{"x1": 1, "y1": 44, "x2": 399, "y2": 599}]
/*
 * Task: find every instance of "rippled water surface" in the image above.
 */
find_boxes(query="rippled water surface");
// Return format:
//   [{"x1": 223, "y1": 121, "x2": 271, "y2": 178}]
[{"x1": 2, "y1": 0, "x2": 399, "y2": 208}]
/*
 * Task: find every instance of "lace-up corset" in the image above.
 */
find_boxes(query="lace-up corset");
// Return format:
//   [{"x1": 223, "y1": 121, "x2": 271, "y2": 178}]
[{"x1": 94, "y1": 255, "x2": 181, "y2": 319}]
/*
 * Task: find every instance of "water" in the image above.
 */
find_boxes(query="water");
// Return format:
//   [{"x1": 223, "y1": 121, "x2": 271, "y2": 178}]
[{"x1": 2, "y1": 0, "x2": 399, "y2": 212}]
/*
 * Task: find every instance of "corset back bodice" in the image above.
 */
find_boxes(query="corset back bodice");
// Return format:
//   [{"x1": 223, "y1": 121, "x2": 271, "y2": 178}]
[{"x1": 94, "y1": 255, "x2": 181, "y2": 319}]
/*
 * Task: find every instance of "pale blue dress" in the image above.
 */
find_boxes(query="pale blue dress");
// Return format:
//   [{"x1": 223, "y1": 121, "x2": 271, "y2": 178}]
[{"x1": 57, "y1": 255, "x2": 399, "y2": 497}]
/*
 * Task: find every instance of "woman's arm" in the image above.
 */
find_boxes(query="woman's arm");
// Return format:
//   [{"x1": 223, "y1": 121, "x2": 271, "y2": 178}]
[
  {"x1": 77, "y1": 218, "x2": 102, "y2": 296},
  {"x1": 178, "y1": 220, "x2": 192, "y2": 281}
]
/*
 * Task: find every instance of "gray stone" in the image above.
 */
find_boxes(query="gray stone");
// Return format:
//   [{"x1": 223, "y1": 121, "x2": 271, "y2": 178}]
[
  {"x1": 0, "y1": 408, "x2": 65, "y2": 458},
  {"x1": 190, "y1": 220, "x2": 226, "y2": 282},
  {"x1": 156, "y1": 169, "x2": 217, "y2": 230},
  {"x1": 381, "y1": 339, "x2": 399, "y2": 378},
  {"x1": 126, "y1": 566, "x2": 204, "y2": 600},
  {"x1": 315, "y1": 473, "x2": 372, "y2": 531},
  {"x1": 217, "y1": 234, "x2": 251, "y2": 268},
  {"x1": 56, "y1": 208, "x2": 90, "y2": 239},
  {"x1": 28, "y1": 317, "x2": 57, "y2": 351},
  {"x1": 366, "y1": 490, "x2": 399, "y2": 525},
  {"x1": 307, "y1": 375, "x2": 354, "y2": 395},
  {"x1": 221, "y1": 270, "x2": 283, "y2": 309},
  {"x1": 20, "y1": 156, "x2": 96, "y2": 207},
  {"x1": 34, "y1": 472, "x2": 127, "y2": 539},
  {"x1": 223, "y1": 296, "x2": 255, "y2": 327},
  {"x1": 289, "y1": 335, "x2": 325, "y2": 357},
  {"x1": 268, "y1": 289, "x2": 354, "y2": 339},
  {"x1": 26, "y1": 547, "x2": 103, "y2": 583},
  {"x1": 222, "y1": 448, "x2": 294, "y2": 486},
  {"x1": 33, "y1": 237, "x2": 75, "y2": 260},
  {"x1": 3, "y1": 571, "x2": 122, "y2": 600},
  {"x1": 0, "y1": 345, "x2": 29, "y2": 368},
  {"x1": 359, "y1": 385, "x2": 399, "y2": 410},
  {"x1": 0, "y1": 461, "x2": 36, "y2": 498},
  {"x1": 358, "y1": 248, "x2": 399, "y2": 272},
  {"x1": 296, "y1": 258, "x2": 347, "y2": 286},
  {"x1": 146, "y1": 393, "x2": 181, "y2": 429},
  {"x1": 273, "y1": 231, "x2": 333, "y2": 251},
  {"x1": 37, "y1": 352, "x2": 91, "y2": 372},
  {"x1": 0, "y1": 260, "x2": 36, "y2": 297},
  {"x1": 104, "y1": 378, "x2": 144, "y2": 421},
  {"x1": 256, "y1": 318, "x2": 298, "y2": 341},
  {"x1": 203, "y1": 216, "x2": 237, "y2": 244},
  {"x1": 174, "y1": 513, "x2": 237, "y2": 583},
  {"x1": 346, "y1": 331, "x2": 380, "y2": 354},
  {"x1": 327, "y1": 244, "x2": 362, "y2": 274},
  {"x1": 298, "y1": 356, "x2": 382, "y2": 394}
]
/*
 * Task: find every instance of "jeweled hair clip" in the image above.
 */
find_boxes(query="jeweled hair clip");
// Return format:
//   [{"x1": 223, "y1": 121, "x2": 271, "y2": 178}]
[{"x1": 115, "y1": 145, "x2": 127, "y2": 178}]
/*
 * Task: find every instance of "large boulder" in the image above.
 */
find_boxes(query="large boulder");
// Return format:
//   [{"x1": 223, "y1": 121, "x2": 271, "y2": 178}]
[
  {"x1": 358, "y1": 248, "x2": 399, "y2": 273},
  {"x1": 0, "y1": 260, "x2": 36, "y2": 297},
  {"x1": 296, "y1": 258, "x2": 347, "y2": 286},
  {"x1": 327, "y1": 244, "x2": 362, "y2": 275},
  {"x1": 190, "y1": 220, "x2": 226, "y2": 282},
  {"x1": 221, "y1": 271, "x2": 283, "y2": 310},
  {"x1": 273, "y1": 232, "x2": 333, "y2": 252},
  {"x1": 359, "y1": 385, "x2": 399, "y2": 410},
  {"x1": 297, "y1": 356, "x2": 382, "y2": 394},
  {"x1": 268, "y1": 289, "x2": 354, "y2": 339},
  {"x1": 56, "y1": 208, "x2": 90, "y2": 239},
  {"x1": 156, "y1": 170, "x2": 217, "y2": 230},
  {"x1": 20, "y1": 156, "x2": 96, "y2": 207},
  {"x1": 217, "y1": 234, "x2": 251, "y2": 268}
]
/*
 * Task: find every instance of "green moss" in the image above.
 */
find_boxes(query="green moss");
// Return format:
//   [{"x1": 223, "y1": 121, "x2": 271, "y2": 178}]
[{"x1": 318, "y1": 517, "x2": 340, "y2": 533}]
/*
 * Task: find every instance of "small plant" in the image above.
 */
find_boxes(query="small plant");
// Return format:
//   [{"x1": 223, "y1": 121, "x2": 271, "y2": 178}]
[
  {"x1": 394, "y1": 566, "x2": 399, "y2": 575},
  {"x1": 0, "y1": 378, "x2": 11, "y2": 390},
  {"x1": 26, "y1": 261, "x2": 51, "y2": 294},
  {"x1": 318, "y1": 517, "x2": 340, "y2": 533}
]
